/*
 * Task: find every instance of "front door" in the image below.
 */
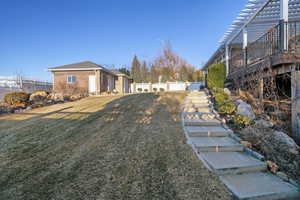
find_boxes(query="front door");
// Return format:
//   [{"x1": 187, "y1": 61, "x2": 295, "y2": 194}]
[{"x1": 89, "y1": 75, "x2": 96, "y2": 93}]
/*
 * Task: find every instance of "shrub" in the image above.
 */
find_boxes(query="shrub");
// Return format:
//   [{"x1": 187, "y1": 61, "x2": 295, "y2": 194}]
[
  {"x1": 215, "y1": 92, "x2": 229, "y2": 105},
  {"x1": 137, "y1": 88, "x2": 142, "y2": 92},
  {"x1": 153, "y1": 88, "x2": 158, "y2": 92},
  {"x1": 207, "y1": 62, "x2": 226, "y2": 89},
  {"x1": 159, "y1": 88, "x2": 165, "y2": 92},
  {"x1": 4, "y1": 92, "x2": 30, "y2": 106},
  {"x1": 29, "y1": 90, "x2": 48, "y2": 103},
  {"x1": 144, "y1": 89, "x2": 148, "y2": 92},
  {"x1": 233, "y1": 114, "x2": 251, "y2": 127},
  {"x1": 218, "y1": 102, "x2": 236, "y2": 115},
  {"x1": 56, "y1": 81, "x2": 87, "y2": 96}
]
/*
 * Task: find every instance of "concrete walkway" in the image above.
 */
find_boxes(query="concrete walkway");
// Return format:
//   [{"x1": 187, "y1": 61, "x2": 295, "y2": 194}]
[{"x1": 181, "y1": 90, "x2": 300, "y2": 200}]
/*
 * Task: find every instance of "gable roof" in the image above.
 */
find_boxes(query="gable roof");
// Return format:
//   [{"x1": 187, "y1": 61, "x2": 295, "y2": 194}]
[
  {"x1": 48, "y1": 61, "x2": 117, "y2": 76},
  {"x1": 48, "y1": 61, "x2": 102, "y2": 71},
  {"x1": 110, "y1": 70, "x2": 132, "y2": 79}
]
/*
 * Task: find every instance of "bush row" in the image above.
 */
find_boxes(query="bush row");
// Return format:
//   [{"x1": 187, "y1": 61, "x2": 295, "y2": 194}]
[{"x1": 1, "y1": 91, "x2": 87, "y2": 115}]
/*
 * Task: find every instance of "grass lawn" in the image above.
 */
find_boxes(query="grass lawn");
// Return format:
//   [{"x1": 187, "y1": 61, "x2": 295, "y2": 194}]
[{"x1": 0, "y1": 92, "x2": 231, "y2": 200}]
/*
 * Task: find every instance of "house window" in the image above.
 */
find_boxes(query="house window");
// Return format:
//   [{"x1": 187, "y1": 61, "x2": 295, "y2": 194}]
[{"x1": 67, "y1": 75, "x2": 76, "y2": 83}]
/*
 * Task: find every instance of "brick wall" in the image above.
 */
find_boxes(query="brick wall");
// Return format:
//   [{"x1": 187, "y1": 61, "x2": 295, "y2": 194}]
[{"x1": 53, "y1": 70, "x2": 95, "y2": 93}]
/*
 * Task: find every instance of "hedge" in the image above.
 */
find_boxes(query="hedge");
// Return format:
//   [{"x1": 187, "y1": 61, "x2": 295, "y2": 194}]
[{"x1": 207, "y1": 62, "x2": 226, "y2": 89}]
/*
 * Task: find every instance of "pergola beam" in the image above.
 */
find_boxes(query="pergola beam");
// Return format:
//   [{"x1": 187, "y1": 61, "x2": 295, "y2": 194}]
[{"x1": 225, "y1": 0, "x2": 272, "y2": 44}]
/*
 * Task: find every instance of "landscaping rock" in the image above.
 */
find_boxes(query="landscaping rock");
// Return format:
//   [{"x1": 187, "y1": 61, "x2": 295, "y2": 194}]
[
  {"x1": 266, "y1": 160, "x2": 279, "y2": 173},
  {"x1": 255, "y1": 119, "x2": 274, "y2": 128},
  {"x1": 70, "y1": 94, "x2": 82, "y2": 101},
  {"x1": 290, "y1": 179, "x2": 300, "y2": 187},
  {"x1": 236, "y1": 99, "x2": 245, "y2": 105},
  {"x1": 236, "y1": 103, "x2": 255, "y2": 120},
  {"x1": 260, "y1": 114, "x2": 271, "y2": 121},
  {"x1": 271, "y1": 131, "x2": 300, "y2": 155},
  {"x1": 25, "y1": 106, "x2": 32, "y2": 111},
  {"x1": 277, "y1": 172, "x2": 289, "y2": 182},
  {"x1": 0, "y1": 103, "x2": 14, "y2": 114},
  {"x1": 239, "y1": 124, "x2": 300, "y2": 185},
  {"x1": 241, "y1": 140, "x2": 252, "y2": 149},
  {"x1": 223, "y1": 88, "x2": 231, "y2": 95},
  {"x1": 48, "y1": 93, "x2": 64, "y2": 102}
]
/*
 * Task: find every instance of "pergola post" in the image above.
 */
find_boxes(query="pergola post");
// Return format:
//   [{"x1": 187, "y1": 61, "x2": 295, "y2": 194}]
[
  {"x1": 225, "y1": 44, "x2": 229, "y2": 77},
  {"x1": 280, "y1": 0, "x2": 289, "y2": 51},
  {"x1": 243, "y1": 28, "x2": 248, "y2": 67}
]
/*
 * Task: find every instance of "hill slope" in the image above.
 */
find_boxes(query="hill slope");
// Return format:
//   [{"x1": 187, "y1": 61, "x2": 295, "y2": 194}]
[{"x1": 0, "y1": 93, "x2": 231, "y2": 200}]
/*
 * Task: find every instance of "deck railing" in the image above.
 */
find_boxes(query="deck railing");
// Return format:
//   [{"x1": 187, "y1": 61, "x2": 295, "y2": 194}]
[
  {"x1": 229, "y1": 50, "x2": 244, "y2": 74},
  {"x1": 228, "y1": 20, "x2": 300, "y2": 73},
  {"x1": 287, "y1": 21, "x2": 300, "y2": 53},
  {"x1": 247, "y1": 24, "x2": 281, "y2": 65}
]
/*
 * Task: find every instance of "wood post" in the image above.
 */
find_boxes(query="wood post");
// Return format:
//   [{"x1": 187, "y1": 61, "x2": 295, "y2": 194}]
[
  {"x1": 292, "y1": 71, "x2": 300, "y2": 141},
  {"x1": 259, "y1": 78, "x2": 264, "y2": 101}
]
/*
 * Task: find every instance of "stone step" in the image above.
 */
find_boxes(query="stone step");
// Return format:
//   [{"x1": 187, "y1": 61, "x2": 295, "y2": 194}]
[
  {"x1": 183, "y1": 107, "x2": 211, "y2": 113},
  {"x1": 220, "y1": 172, "x2": 300, "y2": 200},
  {"x1": 182, "y1": 112, "x2": 216, "y2": 118},
  {"x1": 187, "y1": 96, "x2": 208, "y2": 99},
  {"x1": 191, "y1": 136, "x2": 244, "y2": 152},
  {"x1": 184, "y1": 103, "x2": 210, "y2": 108},
  {"x1": 185, "y1": 100, "x2": 210, "y2": 104},
  {"x1": 188, "y1": 93, "x2": 206, "y2": 95},
  {"x1": 186, "y1": 126, "x2": 229, "y2": 137},
  {"x1": 201, "y1": 152, "x2": 267, "y2": 175},
  {"x1": 184, "y1": 118, "x2": 221, "y2": 126}
]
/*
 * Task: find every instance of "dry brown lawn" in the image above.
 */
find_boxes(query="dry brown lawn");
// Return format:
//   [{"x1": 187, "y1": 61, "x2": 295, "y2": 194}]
[{"x1": 0, "y1": 92, "x2": 231, "y2": 200}]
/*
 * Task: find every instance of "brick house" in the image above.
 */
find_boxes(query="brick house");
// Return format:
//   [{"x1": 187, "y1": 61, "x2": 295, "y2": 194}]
[{"x1": 48, "y1": 61, "x2": 131, "y2": 94}]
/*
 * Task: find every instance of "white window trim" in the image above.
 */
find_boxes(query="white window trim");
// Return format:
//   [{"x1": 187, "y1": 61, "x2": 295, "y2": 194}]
[{"x1": 67, "y1": 75, "x2": 76, "y2": 84}]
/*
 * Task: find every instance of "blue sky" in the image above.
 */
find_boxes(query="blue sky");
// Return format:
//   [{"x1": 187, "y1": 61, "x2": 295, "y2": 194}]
[{"x1": 0, "y1": 0, "x2": 246, "y2": 81}]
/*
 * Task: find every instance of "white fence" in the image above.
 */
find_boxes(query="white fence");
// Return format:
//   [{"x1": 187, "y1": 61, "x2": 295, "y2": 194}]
[{"x1": 131, "y1": 82, "x2": 205, "y2": 93}]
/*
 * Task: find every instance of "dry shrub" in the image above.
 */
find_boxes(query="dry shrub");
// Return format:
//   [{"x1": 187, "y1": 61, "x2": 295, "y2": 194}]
[
  {"x1": 4, "y1": 92, "x2": 30, "y2": 107},
  {"x1": 56, "y1": 81, "x2": 87, "y2": 96},
  {"x1": 29, "y1": 90, "x2": 49, "y2": 104}
]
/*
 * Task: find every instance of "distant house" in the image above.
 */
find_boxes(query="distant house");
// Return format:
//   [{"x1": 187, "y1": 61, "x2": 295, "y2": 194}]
[
  {"x1": 48, "y1": 61, "x2": 131, "y2": 94},
  {"x1": 110, "y1": 70, "x2": 131, "y2": 93}
]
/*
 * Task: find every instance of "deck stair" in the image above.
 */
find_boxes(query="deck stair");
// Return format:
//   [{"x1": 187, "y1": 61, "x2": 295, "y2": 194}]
[{"x1": 182, "y1": 90, "x2": 300, "y2": 200}]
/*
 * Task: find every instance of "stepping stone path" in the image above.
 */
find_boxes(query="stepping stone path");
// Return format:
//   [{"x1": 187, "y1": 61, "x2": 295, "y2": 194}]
[{"x1": 181, "y1": 90, "x2": 300, "y2": 200}]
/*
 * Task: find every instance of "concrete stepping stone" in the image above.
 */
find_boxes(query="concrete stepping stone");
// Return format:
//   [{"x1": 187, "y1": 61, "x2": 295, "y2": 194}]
[
  {"x1": 184, "y1": 118, "x2": 221, "y2": 126},
  {"x1": 182, "y1": 91, "x2": 300, "y2": 200},
  {"x1": 185, "y1": 100, "x2": 209, "y2": 104},
  {"x1": 183, "y1": 107, "x2": 211, "y2": 113},
  {"x1": 220, "y1": 172, "x2": 300, "y2": 200},
  {"x1": 186, "y1": 126, "x2": 229, "y2": 137},
  {"x1": 184, "y1": 103, "x2": 210, "y2": 107},
  {"x1": 182, "y1": 112, "x2": 216, "y2": 118},
  {"x1": 186, "y1": 96, "x2": 208, "y2": 100},
  {"x1": 196, "y1": 107, "x2": 211, "y2": 112},
  {"x1": 201, "y1": 152, "x2": 267, "y2": 175},
  {"x1": 191, "y1": 136, "x2": 244, "y2": 152}
]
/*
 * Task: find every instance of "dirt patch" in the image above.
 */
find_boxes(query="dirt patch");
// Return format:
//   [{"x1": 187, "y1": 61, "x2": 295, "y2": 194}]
[{"x1": 0, "y1": 92, "x2": 231, "y2": 200}]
